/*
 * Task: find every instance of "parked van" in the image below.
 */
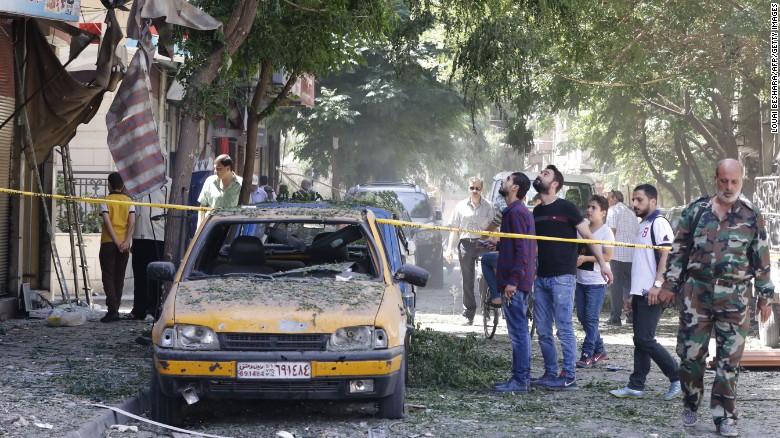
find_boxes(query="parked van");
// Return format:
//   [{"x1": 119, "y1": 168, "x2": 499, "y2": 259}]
[{"x1": 488, "y1": 171, "x2": 596, "y2": 217}]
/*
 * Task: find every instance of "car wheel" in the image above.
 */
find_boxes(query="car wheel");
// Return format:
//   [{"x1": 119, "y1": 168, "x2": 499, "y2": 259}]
[
  {"x1": 377, "y1": 354, "x2": 406, "y2": 419},
  {"x1": 758, "y1": 303, "x2": 780, "y2": 348},
  {"x1": 149, "y1": 364, "x2": 185, "y2": 426}
]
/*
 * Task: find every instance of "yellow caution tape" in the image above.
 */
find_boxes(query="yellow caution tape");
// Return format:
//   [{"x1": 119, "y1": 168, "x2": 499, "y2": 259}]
[
  {"x1": 375, "y1": 218, "x2": 672, "y2": 250},
  {"x1": 3, "y1": 186, "x2": 778, "y2": 259},
  {"x1": 0, "y1": 187, "x2": 210, "y2": 212}
]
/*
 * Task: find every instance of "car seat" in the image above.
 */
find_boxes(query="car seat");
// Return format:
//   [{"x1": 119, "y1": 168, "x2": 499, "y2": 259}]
[
  {"x1": 309, "y1": 232, "x2": 349, "y2": 264},
  {"x1": 212, "y1": 235, "x2": 276, "y2": 275}
]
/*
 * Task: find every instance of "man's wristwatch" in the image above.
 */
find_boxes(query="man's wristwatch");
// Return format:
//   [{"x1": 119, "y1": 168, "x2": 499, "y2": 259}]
[{"x1": 653, "y1": 280, "x2": 664, "y2": 288}]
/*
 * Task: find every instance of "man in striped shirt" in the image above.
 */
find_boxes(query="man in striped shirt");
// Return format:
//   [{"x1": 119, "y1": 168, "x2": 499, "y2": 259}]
[
  {"x1": 606, "y1": 190, "x2": 639, "y2": 325},
  {"x1": 446, "y1": 177, "x2": 495, "y2": 325}
]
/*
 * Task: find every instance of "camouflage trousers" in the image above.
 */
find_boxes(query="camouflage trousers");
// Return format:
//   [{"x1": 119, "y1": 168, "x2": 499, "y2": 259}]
[{"x1": 676, "y1": 276, "x2": 750, "y2": 425}]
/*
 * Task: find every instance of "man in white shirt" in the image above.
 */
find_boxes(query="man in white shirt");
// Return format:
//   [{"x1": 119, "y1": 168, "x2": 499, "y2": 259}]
[
  {"x1": 445, "y1": 177, "x2": 494, "y2": 325},
  {"x1": 129, "y1": 179, "x2": 169, "y2": 320},
  {"x1": 251, "y1": 175, "x2": 269, "y2": 204},
  {"x1": 606, "y1": 190, "x2": 639, "y2": 325},
  {"x1": 610, "y1": 184, "x2": 681, "y2": 401}
]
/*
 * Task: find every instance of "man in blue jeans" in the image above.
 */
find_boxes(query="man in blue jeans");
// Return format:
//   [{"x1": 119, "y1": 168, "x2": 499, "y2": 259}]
[
  {"x1": 489, "y1": 172, "x2": 537, "y2": 392},
  {"x1": 532, "y1": 165, "x2": 613, "y2": 390}
]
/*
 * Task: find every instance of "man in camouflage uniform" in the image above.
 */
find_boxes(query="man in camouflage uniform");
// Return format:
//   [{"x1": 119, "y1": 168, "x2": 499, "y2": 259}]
[{"x1": 659, "y1": 159, "x2": 774, "y2": 437}]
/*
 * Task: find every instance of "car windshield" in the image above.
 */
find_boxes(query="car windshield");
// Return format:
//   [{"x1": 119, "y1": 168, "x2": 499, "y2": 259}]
[
  {"x1": 184, "y1": 219, "x2": 378, "y2": 281},
  {"x1": 395, "y1": 193, "x2": 431, "y2": 219}
]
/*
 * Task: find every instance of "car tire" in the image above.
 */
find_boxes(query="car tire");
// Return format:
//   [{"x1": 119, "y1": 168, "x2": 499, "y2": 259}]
[
  {"x1": 149, "y1": 365, "x2": 185, "y2": 426},
  {"x1": 377, "y1": 354, "x2": 406, "y2": 419},
  {"x1": 758, "y1": 303, "x2": 780, "y2": 348}
]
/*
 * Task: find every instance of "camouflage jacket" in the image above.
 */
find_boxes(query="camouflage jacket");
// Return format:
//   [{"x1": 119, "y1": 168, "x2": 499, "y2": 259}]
[{"x1": 662, "y1": 196, "x2": 774, "y2": 300}]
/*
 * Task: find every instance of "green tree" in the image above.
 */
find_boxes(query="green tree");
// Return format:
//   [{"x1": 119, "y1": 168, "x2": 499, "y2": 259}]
[
  {"x1": 164, "y1": 0, "x2": 396, "y2": 261},
  {"x1": 271, "y1": 44, "x2": 473, "y2": 192}
]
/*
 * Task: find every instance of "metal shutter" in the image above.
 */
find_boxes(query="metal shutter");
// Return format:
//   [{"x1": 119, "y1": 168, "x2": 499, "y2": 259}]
[{"x1": 0, "y1": 21, "x2": 15, "y2": 293}]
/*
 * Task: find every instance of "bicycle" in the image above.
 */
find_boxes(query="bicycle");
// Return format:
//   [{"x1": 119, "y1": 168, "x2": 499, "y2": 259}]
[{"x1": 477, "y1": 252, "x2": 535, "y2": 340}]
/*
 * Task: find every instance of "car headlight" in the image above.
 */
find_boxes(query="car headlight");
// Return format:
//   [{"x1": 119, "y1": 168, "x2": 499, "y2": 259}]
[
  {"x1": 159, "y1": 325, "x2": 220, "y2": 350},
  {"x1": 328, "y1": 326, "x2": 388, "y2": 351}
]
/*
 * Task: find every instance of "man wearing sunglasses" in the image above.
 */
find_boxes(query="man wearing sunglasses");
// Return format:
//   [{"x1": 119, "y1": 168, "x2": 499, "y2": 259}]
[{"x1": 446, "y1": 177, "x2": 495, "y2": 325}]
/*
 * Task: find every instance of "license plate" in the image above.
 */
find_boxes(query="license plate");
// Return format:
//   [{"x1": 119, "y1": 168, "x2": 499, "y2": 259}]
[{"x1": 236, "y1": 362, "x2": 311, "y2": 379}]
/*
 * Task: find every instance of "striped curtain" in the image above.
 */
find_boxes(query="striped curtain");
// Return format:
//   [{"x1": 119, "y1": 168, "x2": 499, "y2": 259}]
[{"x1": 105, "y1": 50, "x2": 166, "y2": 198}]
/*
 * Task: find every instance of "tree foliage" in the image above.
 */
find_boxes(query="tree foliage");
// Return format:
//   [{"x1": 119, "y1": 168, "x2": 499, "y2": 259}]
[
  {"x1": 163, "y1": 0, "x2": 397, "y2": 261},
  {"x1": 413, "y1": 0, "x2": 767, "y2": 201}
]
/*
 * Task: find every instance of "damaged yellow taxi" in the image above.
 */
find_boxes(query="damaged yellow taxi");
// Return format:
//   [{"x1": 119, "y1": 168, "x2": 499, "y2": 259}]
[{"x1": 147, "y1": 204, "x2": 427, "y2": 425}]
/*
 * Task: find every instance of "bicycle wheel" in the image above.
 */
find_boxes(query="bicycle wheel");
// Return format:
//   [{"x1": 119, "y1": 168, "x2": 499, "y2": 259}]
[{"x1": 479, "y1": 277, "x2": 499, "y2": 339}]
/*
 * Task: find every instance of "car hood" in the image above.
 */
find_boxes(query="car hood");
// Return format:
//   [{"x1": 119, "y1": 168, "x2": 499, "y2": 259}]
[{"x1": 172, "y1": 277, "x2": 386, "y2": 333}]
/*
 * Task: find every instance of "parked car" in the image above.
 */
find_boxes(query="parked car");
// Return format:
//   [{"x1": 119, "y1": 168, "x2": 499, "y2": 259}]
[
  {"x1": 147, "y1": 204, "x2": 429, "y2": 425},
  {"x1": 488, "y1": 171, "x2": 596, "y2": 217},
  {"x1": 664, "y1": 206, "x2": 686, "y2": 231},
  {"x1": 346, "y1": 182, "x2": 444, "y2": 287}
]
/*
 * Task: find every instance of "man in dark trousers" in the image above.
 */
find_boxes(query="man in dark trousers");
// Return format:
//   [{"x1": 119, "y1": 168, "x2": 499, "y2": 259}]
[
  {"x1": 127, "y1": 180, "x2": 169, "y2": 320},
  {"x1": 531, "y1": 165, "x2": 612, "y2": 390},
  {"x1": 610, "y1": 184, "x2": 681, "y2": 402}
]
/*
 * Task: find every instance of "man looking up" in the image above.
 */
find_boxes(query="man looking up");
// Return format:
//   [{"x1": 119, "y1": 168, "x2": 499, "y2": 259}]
[
  {"x1": 446, "y1": 177, "x2": 494, "y2": 325},
  {"x1": 531, "y1": 165, "x2": 613, "y2": 390},
  {"x1": 662, "y1": 159, "x2": 774, "y2": 437},
  {"x1": 491, "y1": 172, "x2": 536, "y2": 393}
]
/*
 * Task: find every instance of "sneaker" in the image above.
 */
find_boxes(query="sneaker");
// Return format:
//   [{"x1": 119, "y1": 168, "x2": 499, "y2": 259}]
[
  {"x1": 592, "y1": 351, "x2": 609, "y2": 364},
  {"x1": 460, "y1": 317, "x2": 474, "y2": 326},
  {"x1": 606, "y1": 319, "x2": 622, "y2": 326},
  {"x1": 610, "y1": 386, "x2": 646, "y2": 398},
  {"x1": 663, "y1": 380, "x2": 682, "y2": 401},
  {"x1": 576, "y1": 353, "x2": 593, "y2": 368},
  {"x1": 717, "y1": 421, "x2": 738, "y2": 437},
  {"x1": 544, "y1": 372, "x2": 577, "y2": 391},
  {"x1": 530, "y1": 372, "x2": 557, "y2": 387},
  {"x1": 493, "y1": 378, "x2": 530, "y2": 393},
  {"x1": 682, "y1": 408, "x2": 698, "y2": 427}
]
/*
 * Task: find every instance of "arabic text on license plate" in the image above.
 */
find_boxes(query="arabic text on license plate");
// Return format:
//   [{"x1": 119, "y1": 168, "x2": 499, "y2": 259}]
[{"x1": 236, "y1": 362, "x2": 311, "y2": 379}]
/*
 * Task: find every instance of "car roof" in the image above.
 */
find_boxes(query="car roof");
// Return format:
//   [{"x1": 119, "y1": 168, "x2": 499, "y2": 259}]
[
  {"x1": 492, "y1": 171, "x2": 595, "y2": 184},
  {"x1": 208, "y1": 204, "x2": 385, "y2": 221},
  {"x1": 351, "y1": 182, "x2": 425, "y2": 194}
]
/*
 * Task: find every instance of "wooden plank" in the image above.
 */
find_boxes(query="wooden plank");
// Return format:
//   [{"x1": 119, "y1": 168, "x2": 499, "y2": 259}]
[{"x1": 740, "y1": 350, "x2": 780, "y2": 367}]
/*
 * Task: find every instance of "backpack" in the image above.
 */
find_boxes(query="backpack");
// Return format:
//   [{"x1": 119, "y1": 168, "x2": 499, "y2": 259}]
[{"x1": 649, "y1": 214, "x2": 672, "y2": 266}]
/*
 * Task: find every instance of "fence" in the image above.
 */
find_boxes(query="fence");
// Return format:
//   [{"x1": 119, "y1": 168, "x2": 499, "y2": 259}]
[
  {"x1": 754, "y1": 176, "x2": 780, "y2": 254},
  {"x1": 55, "y1": 172, "x2": 110, "y2": 233}
]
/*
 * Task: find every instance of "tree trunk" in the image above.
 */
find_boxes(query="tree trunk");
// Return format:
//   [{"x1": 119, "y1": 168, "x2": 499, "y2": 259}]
[
  {"x1": 673, "y1": 132, "x2": 691, "y2": 203},
  {"x1": 680, "y1": 135, "x2": 709, "y2": 198},
  {"x1": 240, "y1": 66, "x2": 299, "y2": 204},
  {"x1": 163, "y1": 0, "x2": 260, "y2": 264},
  {"x1": 637, "y1": 119, "x2": 683, "y2": 205}
]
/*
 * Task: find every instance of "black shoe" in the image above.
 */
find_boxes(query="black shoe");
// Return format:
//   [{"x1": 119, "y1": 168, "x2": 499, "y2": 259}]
[
  {"x1": 494, "y1": 378, "x2": 530, "y2": 393},
  {"x1": 100, "y1": 312, "x2": 120, "y2": 323},
  {"x1": 606, "y1": 319, "x2": 622, "y2": 326}
]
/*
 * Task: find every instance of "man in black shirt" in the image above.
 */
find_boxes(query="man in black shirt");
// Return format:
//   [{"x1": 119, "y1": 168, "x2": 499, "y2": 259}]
[{"x1": 531, "y1": 165, "x2": 613, "y2": 391}]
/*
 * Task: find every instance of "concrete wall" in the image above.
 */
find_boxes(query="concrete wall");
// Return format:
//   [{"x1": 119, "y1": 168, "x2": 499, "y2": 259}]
[{"x1": 50, "y1": 232, "x2": 133, "y2": 301}]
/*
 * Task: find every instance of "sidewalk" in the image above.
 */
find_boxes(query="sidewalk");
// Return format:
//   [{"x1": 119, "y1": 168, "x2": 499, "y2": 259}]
[{"x1": 0, "y1": 298, "x2": 153, "y2": 437}]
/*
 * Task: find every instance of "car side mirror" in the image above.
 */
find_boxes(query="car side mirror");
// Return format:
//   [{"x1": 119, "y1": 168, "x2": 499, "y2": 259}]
[
  {"x1": 393, "y1": 263, "x2": 429, "y2": 287},
  {"x1": 434, "y1": 210, "x2": 442, "y2": 221},
  {"x1": 147, "y1": 261, "x2": 176, "y2": 282}
]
